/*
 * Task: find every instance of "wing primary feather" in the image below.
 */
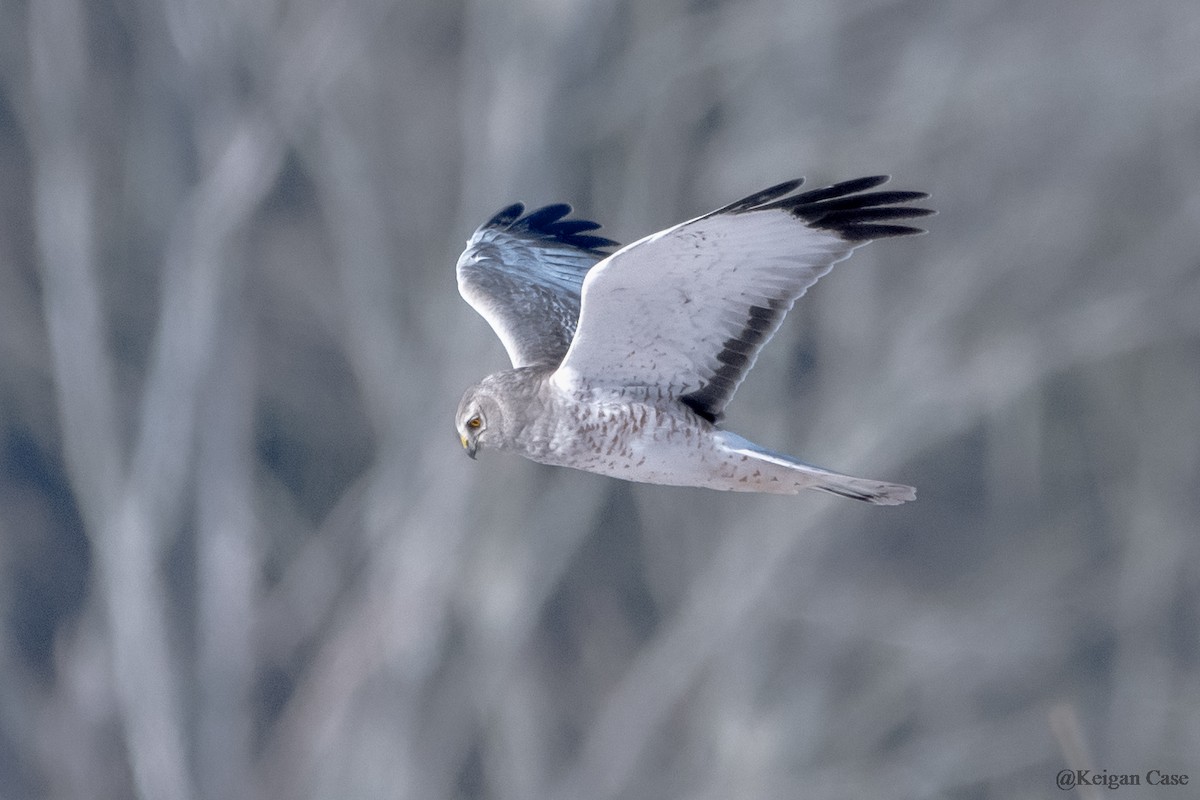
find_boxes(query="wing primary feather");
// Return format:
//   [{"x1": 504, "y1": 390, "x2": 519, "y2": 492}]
[
  {"x1": 487, "y1": 203, "x2": 525, "y2": 227},
  {"x1": 551, "y1": 219, "x2": 604, "y2": 235},
  {"x1": 710, "y1": 179, "x2": 805, "y2": 215},
  {"x1": 791, "y1": 190, "x2": 930, "y2": 212},
  {"x1": 835, "y1": 223, "x2": 929, "y2": 241},
  {"x1": 518, "y1": 203, "x2": 572, "y2": 229},
  {"x1": 811, "y1": 206, "x2": 935, "y2": 226},
  {"x1": 783, "y1": 175, "x2": 892, "y2": 204},
  {"x1": 563, "y1": 233, "x2": 621, "y2": 250}
]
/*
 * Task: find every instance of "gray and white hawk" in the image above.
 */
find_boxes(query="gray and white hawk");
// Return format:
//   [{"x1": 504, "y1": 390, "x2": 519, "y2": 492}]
[{"x1": 454, "y1": 176, "x2": 931, "y2": 504}]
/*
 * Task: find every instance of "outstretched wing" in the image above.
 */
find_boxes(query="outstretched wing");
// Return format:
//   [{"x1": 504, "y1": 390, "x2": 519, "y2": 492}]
[
  {"x1": 551, "y1": 176, "x2": 933, "y2": 421},
  {"x1": 457, "y1": 203, "x2": 619, "y2": 368}
]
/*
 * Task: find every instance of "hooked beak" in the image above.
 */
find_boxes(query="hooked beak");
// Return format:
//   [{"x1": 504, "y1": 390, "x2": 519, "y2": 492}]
[{"x1": 461, "y1": 434, "x2": 477, "y2": 460}]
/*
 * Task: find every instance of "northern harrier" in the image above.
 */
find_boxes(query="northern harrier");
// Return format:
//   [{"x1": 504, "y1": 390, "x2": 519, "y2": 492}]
[{"x1": 454, "y1": 176, "x2": 931, "y2": 504}]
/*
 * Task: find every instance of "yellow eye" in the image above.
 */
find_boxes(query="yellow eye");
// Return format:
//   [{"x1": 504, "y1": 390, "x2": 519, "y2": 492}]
[{"x1": 467, "y1": 415, "x2": 482, "y2": 429}]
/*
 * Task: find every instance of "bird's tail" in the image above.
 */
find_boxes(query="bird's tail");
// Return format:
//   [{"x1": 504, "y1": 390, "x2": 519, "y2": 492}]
[{"x1": 718, "y1": 432, "x2": 916, "y2": 505}]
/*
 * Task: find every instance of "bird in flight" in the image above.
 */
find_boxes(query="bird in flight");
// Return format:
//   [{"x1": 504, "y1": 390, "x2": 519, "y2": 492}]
[{"x1": 454, "y1": 176, "x2": 931, "y2": 504}]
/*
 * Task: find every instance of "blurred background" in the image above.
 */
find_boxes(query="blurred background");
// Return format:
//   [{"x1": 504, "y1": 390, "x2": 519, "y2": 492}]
[{"x1": 1, "y1": 0, "x2": 1198, "y2": 797}]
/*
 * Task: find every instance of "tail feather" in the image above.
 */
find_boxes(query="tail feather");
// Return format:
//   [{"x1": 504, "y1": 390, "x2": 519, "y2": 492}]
[{"x1": 718, "y1": 433, "x2": 916, "y2": 505}]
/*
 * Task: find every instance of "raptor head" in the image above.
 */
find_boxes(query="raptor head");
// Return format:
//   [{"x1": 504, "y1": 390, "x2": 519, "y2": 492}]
[{"x1": 455, "y1": 381, "x2": 505, "y2": 460}]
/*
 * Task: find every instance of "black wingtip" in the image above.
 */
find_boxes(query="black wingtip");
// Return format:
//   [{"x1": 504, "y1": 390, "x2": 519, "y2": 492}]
[
  {"x1": 487, "y1": 203, "x2": 525, "y2": 227},
  {"x1": 481, "y1": 202, "x2": 620, "y2": 254},
  {"x1": 712, "y1": 179, "x2": 805, "y2": 214},
  {"x1": 788, "y1": 175, "x2": 891, "y2": 205},
  {"x1": 734, "y1": 175, "x2": 934, "y2": 241},
  {"x1": 837, "y1": 223, "x2": 930, "y2": 241},
  {"x1": 520, "y1": 203, "x2": 573, "y2": 230}
]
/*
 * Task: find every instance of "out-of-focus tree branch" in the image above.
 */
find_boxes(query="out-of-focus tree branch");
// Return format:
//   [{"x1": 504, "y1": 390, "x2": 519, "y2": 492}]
[
  {"x1": 28, "y1": 0, "x2": 193, "y2": 797},
  {"x1": 3, "y1": 0, "x2": 1199, "y2": 798}
]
